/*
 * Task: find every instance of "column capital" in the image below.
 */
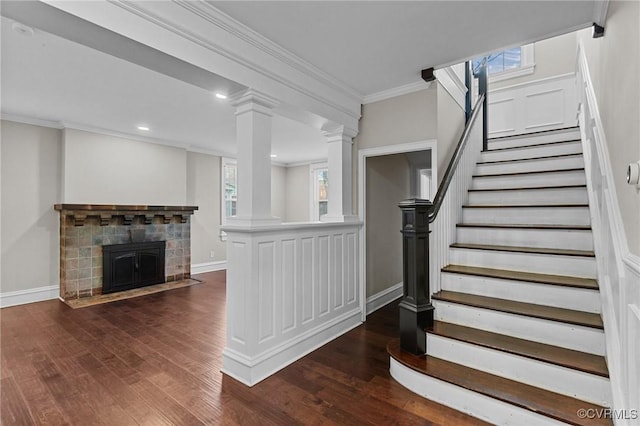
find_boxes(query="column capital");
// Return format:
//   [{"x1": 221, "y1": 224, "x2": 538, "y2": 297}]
[
  {"x1": 230, "y1": 89, "x2": 279, "y2": 116},
  {"x1": 321, "y1": 125, "x2": 358, "y2": 144}
]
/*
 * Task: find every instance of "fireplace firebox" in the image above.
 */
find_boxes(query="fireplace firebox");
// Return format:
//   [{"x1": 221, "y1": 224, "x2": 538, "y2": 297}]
[{"x1": 103, "y1": 241, "x2": 166, "y2": 294}]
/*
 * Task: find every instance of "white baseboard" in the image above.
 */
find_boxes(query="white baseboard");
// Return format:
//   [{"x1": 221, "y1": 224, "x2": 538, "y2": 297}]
[
  {"x1": 191, "y1": 261, "x2": 227, "y2": 275},
  {"x1": 366, "y1": 282, "x2": 403, "y2": 315},
  {"x1": 0, "y1": 285, "x2": 59, "y2": 308},
  {"x1": 221, "y1": 308, "x2": 362, "y2": 386}
]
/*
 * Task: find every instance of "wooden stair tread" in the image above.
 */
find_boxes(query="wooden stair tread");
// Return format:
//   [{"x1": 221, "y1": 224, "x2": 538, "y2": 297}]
[
  {"x1": 477, "y1": 152, "x2": 582, "y2": 165},
  {"x1": 388, "y1": 340, "x2": 612, "y2": 426},
  {"x1": 473, "y1": 167, "x2": 584, "y2": 178},
  {"x1": 463, "y1": 204, "x2": 588, "y2": 208},
  {"x1": 450, "y1": 243, "x2": 595, "y2": 258},
  {"x1": 432, "y1": 291, "x2": 603, "y2": 329},
  {"x1": 427, "y1": 321, "x2": 609, "y2": 377},
  {"x1": 457, "y1": 223, "x2": 592, "y2": 230},
  {"x1": 468, "y1": 184, "x2": 587, "y2": 192},
  {"x1": 442, "y1": 264, "x2": 599, "y2": 290},
  {"x1": 486, "y1": 139, "x2": 581, "y2": 152}
]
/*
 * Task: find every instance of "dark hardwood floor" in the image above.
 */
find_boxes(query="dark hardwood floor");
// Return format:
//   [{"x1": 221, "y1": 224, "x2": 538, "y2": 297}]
[{"x1": 1, "y1": 272, "x2": 487, "y2": 425}]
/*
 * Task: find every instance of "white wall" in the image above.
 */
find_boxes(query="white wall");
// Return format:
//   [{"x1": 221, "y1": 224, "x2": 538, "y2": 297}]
[
  {"x1": 577, "y1": 2, "x2": 640, "y2": 256},
  {"x1": 62, "y1": 128, "x2": 187, "y2": 205},
  {"x1": 1, "y1": 121, "x2": 61, "y2": 294},
  {"x1": 436, "y1": 81, "x2": 466, "y2": 176}
]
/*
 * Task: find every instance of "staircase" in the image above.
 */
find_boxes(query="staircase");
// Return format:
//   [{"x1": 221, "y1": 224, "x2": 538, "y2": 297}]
[{"x1": 389, "y1": 127, "x2": 613, "y2": 425}]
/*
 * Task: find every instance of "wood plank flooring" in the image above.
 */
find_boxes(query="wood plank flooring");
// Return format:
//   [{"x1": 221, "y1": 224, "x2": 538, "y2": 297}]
[{"x1": 1, "y1": 272, "x2": 486, "y2": 425}]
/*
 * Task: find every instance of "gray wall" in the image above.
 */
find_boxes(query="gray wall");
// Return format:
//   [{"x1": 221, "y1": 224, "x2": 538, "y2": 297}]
[
  {"x1": 578, "y1": 1, "x2": 640, "y2": 256},
  {"x1": 1, "y1": 121, "x2": 62, "y2": 293},
  {"x1": 365, "y1": 154, "x2": 410, "y2": 298},
  {"x1": 285, "y1": 165, "x2": 311, "y2": 222}
]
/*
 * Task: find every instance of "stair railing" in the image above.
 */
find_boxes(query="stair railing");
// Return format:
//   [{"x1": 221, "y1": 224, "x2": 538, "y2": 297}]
[{"x1": 398, "y1": 63, "x2": 488, "y2": 354}]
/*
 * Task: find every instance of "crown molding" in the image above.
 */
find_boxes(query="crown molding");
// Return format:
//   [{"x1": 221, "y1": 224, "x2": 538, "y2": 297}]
[
  {"x1": 106, "y1": 0, "x2": 361, "y2": 125},
  {"x1": 593, "y1": 0, "x2": 609, "y2": 28},
  {"x1": 1, "y1": 113, "x2": 64, "y2": 129},
  {"x1": 363, "y1": 80, "x2": 431, "y2": 104}
]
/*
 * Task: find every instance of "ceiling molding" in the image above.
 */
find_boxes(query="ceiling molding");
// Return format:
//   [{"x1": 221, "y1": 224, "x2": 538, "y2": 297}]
[
  {"x1": 363, "y1": 81, "x2": 431, "y2": 105},
  {"x1": 106, "y1": 0, "x2": 361, "y2": 125},
  {"x1": 593, "y1": 0, "x2": 609, "y2": 27},
  {"x1": 1, "y1": 113, "x2": 64, "y2": 129}
]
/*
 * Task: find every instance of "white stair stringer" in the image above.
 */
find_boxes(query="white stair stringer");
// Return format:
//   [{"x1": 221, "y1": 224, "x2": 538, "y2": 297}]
[
  {"x1": 432, "y1": 300, "x2": 605, "y2": 356},
  {"x1": 487, "y1": 128, "x2": 581, "y2": 150},
  {"x1": 468, "y1": 186, "x2": 588, "y2": 206},
  {"x1": 389, "y1": 358, "x2": 569, "y2": 426},
  {"x1": 448, "y1": 247, "x2": 597, "y2": 278},
  {"x1": 441, "y1": 272, "x2": 601, "y2": 313},
  {"x1": 426, "y1": 334, "x2": 611, "y2": 406}
]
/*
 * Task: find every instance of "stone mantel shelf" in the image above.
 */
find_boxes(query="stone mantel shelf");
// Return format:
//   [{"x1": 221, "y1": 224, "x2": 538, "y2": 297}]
[{"x1": 54, "y1": 204, "x2": 198, "y2": 226}]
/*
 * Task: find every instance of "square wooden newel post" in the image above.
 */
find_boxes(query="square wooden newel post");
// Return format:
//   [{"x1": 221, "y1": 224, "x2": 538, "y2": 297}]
[{"x1": 398, "y1": 198, "x2": 435, "y2": 355}]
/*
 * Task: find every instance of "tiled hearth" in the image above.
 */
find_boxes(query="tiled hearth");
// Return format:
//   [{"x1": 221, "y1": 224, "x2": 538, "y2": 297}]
[{"x1": 54, "y1": 204, "x2": 198, "y2": 301}]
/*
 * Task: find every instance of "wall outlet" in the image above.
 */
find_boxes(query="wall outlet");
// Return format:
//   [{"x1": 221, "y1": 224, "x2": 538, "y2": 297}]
[{"x1": 210, "y1": 250, "x2": 215, "y2": 258}]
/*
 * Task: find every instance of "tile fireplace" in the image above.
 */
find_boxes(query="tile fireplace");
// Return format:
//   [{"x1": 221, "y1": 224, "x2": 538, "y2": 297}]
[{"x1": 54, "y1": 204, "x2": 198, "y2": 301}]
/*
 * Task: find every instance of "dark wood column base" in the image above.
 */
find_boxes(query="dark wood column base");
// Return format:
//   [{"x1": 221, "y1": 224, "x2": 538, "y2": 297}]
[{"x1": 399, "y1": 301, "x2": 434, "y2": 355}]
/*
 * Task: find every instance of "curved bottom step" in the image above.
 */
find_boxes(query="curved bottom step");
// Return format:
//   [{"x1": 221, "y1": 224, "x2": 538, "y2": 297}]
[{"x1": 388, "y1": 339, "x2": 612, "y2": 426}]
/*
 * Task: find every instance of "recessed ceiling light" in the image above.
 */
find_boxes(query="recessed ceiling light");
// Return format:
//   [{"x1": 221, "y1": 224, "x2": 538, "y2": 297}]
[
  {"x1": 270, "y1": 154, "x2": 277, "y2": 158},
  {"x1": 137, "y1": 126, "x2": 150, "y2": 131},
  {"x1": 215, "y1": 93, "x2": 227, "y2": 100}
]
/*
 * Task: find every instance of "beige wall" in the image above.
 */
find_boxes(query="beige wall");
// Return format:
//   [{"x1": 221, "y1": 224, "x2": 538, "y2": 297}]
[
  {"x1": 62, "y1": 128, "x2": 187, "y2": 205},
  {"x1": 1, "y1": 121, "x2": 62, "y2": 293},
  {"x1": 271, "y1": 165, "x2": 287, "y2": 220},
  {"x1": 285, "y1": 165, "x2": 311, "y2": 222},
  {"x1": 187, "y1": 152, "x2": 226, "y2": 264},
  {"x1": 491, "y1": 32, "x2": 578, "y2": 89},
  {"x1": 578, "y1": 1, "x2": 640, "y2": 256},
  {"x1": 365, "y1": 154, "x2": 410, "y2": 297},
  {"x1": 436, "y1": 81, "x2": 466, "y2": 178}
]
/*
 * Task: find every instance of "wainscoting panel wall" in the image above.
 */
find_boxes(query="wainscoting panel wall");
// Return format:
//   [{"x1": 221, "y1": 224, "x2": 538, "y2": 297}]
[
  {"x1": 222, "y1": 222, "x2": 362, "y2": 386},
  {"x1": 488, "y1": 73, "x2": 578, "y2": 138}
]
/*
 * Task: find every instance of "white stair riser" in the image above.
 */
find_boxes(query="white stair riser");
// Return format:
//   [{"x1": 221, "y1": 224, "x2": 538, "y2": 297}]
[
  {"x1": 390, "y1": 359, "x2": 569, "y2": 426},
  {"x1": 468, "y1": 187, "x2": 588, "y2": 206},
  {"x1": 476, "y1": 156, "x2": 584, "y2": 176},
  {"x1": 441, "y1": 273, "x2": 601, "y2": 313},
  {"x1": 481, "y1": 141, "x2": 582, "y2": 162},
  {"x1": 471, "y1": 171, "x2": 586, "y2": 190},
  {"x1": 462, "y1": 206, "x2": 590, "y2": 226},
  {"x1": 433, "y1": 300, "x2": 605, "y2": 355},
  {"x1": 456, "y1": 227, "x2": 594, "y2": 251},
  {"x1": 488, "y1": 129, "x2": 581, "y2": 150},
  {"x1": 449, "y1": 248, "x2": 597, "y2": 278},
  {"x1": 427, "y1": 335, "x2": 611, "y2": 406}
]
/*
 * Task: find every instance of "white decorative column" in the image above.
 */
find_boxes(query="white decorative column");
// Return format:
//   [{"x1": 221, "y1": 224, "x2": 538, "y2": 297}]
[
  {"x1": 322, "y1": 126, "x2": 359, "y2": 222},
  {"x1": 229, "y1": 89, "x2": 280, "y2": 227}
]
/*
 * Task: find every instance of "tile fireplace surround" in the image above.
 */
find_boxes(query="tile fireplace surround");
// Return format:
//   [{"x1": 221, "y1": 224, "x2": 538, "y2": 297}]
[{"x1": 54, "y1": 204, "x2": 198, "y2": 301}]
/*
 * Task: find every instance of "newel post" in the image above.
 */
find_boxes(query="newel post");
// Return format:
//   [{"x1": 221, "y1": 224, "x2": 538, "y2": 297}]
[{"x1": 398, "y1": 199, "x2": 434, "y2": 355}]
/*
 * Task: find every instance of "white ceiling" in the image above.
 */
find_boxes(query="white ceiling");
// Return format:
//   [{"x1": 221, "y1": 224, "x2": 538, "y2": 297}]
[{"x1": 1, "y1": 1, "x2": 598, "y2": 165}]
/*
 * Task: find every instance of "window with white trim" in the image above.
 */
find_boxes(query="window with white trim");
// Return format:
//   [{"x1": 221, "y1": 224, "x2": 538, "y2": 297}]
[
  {"x1": 473, "y1": 44, "x2": 534, "y2": 82},
  {"x1": 310, "y1": 163, "x2": 328, "y2": 221},
  {"x1": 221, "y1": 157, "x2": 237, "y2": 225}
]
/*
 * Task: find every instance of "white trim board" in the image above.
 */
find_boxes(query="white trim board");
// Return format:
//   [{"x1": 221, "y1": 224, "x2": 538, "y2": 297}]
[
  {"x1": 366, "y1": 282, "x2": 403, "y2": 316},
  {"x1": 191, "y1": 261, "x2": 227, "y2": 275},
  {"x1": 0, "y1": 285, "x2": 59, "y2": 308},
  {"x1": 434, "y1": 66, "x2": 467, "y2": 110},
  {"x1": 363, "y1": 81, "x2": 431, "y2": 104}
]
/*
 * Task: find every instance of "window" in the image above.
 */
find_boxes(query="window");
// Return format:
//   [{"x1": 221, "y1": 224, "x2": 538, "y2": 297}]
[
  {"x1": 310, "y1": 163, "x2": 328, "y2": 221},
  {"x1": 473, "y1": 44, "x2": 534, "y2": 82},
  {"x1": 221, "y1": 158, "x2": 237, "y2": 224}
]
